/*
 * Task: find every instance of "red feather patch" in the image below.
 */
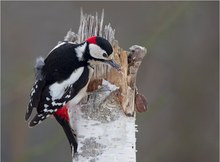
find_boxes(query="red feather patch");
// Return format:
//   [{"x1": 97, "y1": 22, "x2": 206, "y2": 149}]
[
  {"x1": 86, "y1": 36, "x2": 97, "y2": 44},
  {"x1": 55, "y1": 105, "x2": 69, "y2": 121}
]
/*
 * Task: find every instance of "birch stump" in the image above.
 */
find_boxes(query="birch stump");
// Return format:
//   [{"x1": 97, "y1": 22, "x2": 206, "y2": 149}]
[{"x1": 64, "y1": 11, "x2": 147, "y2": 162}]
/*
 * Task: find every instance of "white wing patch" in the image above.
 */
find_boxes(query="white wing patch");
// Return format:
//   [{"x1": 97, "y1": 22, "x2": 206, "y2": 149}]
[{"x1": 49, "y1": 67, "x2": 84, "y2": 100}]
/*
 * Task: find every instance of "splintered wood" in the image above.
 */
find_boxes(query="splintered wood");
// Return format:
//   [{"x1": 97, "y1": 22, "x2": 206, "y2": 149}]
[{"x1": 88, "y1": 42, "x2": 147, "y2": 116}]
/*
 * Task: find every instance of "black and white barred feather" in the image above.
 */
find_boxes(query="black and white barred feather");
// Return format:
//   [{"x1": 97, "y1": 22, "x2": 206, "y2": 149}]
[{"x1": 25, "y1": 42, "x2": 91, "y2": 127}]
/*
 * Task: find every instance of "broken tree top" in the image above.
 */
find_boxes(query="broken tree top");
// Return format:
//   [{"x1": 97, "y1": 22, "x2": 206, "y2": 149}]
[{"x1": 64, "y1": 10, "x2": 148, "y2": 116}]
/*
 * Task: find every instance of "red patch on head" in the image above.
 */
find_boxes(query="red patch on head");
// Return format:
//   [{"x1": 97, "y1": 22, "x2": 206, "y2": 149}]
[
  {"x1": 55, "y1": 105, "x2": 69, "y2": 121},
  {"x1": 86, "y1": 36, "x2": 97, "y2": 44}
]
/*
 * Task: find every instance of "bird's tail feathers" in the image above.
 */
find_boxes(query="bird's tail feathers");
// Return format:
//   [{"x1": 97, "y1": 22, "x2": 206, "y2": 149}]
[{"x1": 54, "y1": 112, "x2": 78, "y2": 156}]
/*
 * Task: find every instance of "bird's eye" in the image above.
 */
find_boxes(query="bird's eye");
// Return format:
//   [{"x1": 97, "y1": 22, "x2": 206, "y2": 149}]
[{"x1": 103, "y1": 53, "x2": 108, "y2": 58}]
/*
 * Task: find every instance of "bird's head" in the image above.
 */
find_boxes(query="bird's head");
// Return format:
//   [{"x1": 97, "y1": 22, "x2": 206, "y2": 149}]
[{"x1": 86, "y1": 36, "x2": 121, "y2": 71}]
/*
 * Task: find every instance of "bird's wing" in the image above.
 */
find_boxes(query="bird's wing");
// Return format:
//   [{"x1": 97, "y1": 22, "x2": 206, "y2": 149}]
[
  {"x1": 25, "y1": 79, "x2": 46, "y2": 121},
  {"x1": 28, "y1": 85, "x2": 73, "y2": 127},
  {"x1": 25, "y1": 56, "x2": 46, "y2": 121}
]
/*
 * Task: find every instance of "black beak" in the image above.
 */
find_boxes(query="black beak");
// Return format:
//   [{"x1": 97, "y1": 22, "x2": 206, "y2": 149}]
[{"x1": 104, "y1": 60, "x2": 121, "y2": 71}]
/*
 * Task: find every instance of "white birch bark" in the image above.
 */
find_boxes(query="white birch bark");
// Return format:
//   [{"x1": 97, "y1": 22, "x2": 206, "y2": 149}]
[{"x1": 63, "y1": 10, "x2": 147, "y2": 162}]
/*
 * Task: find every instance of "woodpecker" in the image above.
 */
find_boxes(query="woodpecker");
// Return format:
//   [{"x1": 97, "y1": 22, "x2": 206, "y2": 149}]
[{"x1": 25, "y1": 36, "x2": 120, "y2": 156}]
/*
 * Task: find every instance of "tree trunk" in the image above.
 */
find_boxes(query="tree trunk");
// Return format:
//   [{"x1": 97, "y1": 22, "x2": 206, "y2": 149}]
[{"x1": 64, "y1": 10, "x2": 147, "y2": 162}]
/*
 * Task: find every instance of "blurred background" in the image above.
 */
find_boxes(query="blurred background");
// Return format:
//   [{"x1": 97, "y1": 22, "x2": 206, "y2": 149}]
[{"x1": 1, "y1": 1, "x2": 219, "y2": 162}]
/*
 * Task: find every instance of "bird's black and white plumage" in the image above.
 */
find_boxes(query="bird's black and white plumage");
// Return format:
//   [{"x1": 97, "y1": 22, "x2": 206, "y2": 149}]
[{"x1": 25, "y1": 36, "x2": 120, "y2": 155}]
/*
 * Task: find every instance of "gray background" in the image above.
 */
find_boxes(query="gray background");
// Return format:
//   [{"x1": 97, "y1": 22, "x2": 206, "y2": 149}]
[{"x1": 2, "y1": 1, "x2": 219, "y2": 162}]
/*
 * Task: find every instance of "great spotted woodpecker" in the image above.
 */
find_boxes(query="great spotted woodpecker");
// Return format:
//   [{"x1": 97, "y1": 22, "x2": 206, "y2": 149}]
[{"x1": 25, "y1": 36, "x2": 120, "y2": 156}]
